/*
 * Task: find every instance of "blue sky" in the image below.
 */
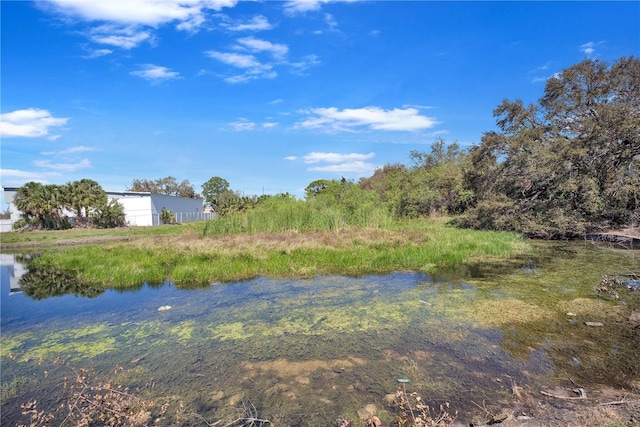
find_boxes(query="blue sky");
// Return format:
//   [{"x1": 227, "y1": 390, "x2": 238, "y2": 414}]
[{"x1": 1, "y1": 1, "x2": 638, "y2": 204}]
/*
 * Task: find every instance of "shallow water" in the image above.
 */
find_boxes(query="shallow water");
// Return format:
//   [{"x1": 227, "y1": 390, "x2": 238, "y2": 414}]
[{"x1": 1, "y1": 242, "x2": 639, "y2": 425}]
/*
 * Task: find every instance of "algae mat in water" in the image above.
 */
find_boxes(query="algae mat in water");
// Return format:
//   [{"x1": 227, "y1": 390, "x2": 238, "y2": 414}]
[{"x1": 1, "y1": 241, "x2": 639, "y2": 426}]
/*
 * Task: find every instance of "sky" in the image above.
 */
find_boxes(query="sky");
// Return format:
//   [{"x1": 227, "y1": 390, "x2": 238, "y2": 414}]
[{"x1": 1, "y1": 0, "x2": 639, "y2": 206}]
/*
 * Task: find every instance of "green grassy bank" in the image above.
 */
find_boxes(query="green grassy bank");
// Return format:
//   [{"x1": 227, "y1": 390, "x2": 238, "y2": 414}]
[{"x1": 2, "y1": 215, "x2": 529, "y2": 288}]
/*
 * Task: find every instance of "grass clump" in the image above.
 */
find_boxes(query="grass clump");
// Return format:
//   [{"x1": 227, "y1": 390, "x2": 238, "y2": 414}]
[
  {"x1": 23, "y1": 220, "x2": 527, "y2": 289},
  {"x1": 8, "y1": 199, "x2": 528, "y2": 289}
]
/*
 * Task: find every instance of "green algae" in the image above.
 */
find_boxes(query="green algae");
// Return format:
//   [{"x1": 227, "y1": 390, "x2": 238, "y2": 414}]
[
  {"x1": 18, "y1": 324, "x2": 116, "y2": 360},
  {"x1": 2, "y1": 240, "x2": 639, "y2": 427}
]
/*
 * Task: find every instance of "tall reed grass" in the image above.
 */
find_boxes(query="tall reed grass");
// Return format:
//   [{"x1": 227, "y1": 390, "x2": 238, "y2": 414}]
[{"x1": 201, "y1": 199, "x2": 393, "y2": 235}]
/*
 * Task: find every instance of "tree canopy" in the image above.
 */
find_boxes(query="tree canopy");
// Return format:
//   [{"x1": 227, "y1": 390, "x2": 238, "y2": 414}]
[
  {"x1": 128, "y1": 176, "x2": 200, "y2": 199},
  {"x1": 201, "y1": 176, "x2": 230, "y2": 208},
  {"x1": 461, "y1": 56, "x2": 640, "y2": 237},
  {"x1": 12, "y1": 180, "x2": 125, "y2": 230}
]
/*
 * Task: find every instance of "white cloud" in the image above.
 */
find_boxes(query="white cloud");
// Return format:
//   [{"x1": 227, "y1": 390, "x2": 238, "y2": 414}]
[
  {"x1": 206, "y1": 51, "x2": 261, "y2": 68},
  {"x1": 83, "y1": 48, "x2": 114, "y2": 58},
  {"x1": 42, "y1": 0, "x2": 240, "y2": 51},
  {"x1": 89, "y1": 26, "x2": 152, "y2": 49},
  {"x1": 44, "y1": 0, "x2": 238, "y2": 28},
  {"x1": 222, "y1": 15, "x2": 273, "y2": 32},
  {"x1": 303, "y1": 152, "x2": 375, "y2": 164},
  {"x1": 237, "y1": 37, "x2": 289, "y2": 59},
  {"x1": 270, "y1": 98, "x2": 284, "y2": 105},
  {"x1": 283, "y1": 0, "x2": 328, "y2": 15},
  {"x1": 289, "y1": 54, "x2": 321, "y2": 73},
  {"x1": 0, "y1": 169, "x2": 50, "y2": 186},
  {"x1": 262, "y1": 122, "x2": 279, "y2": 128},
  {"x1": 33, "y1": 158, "x2": 91, "y2": 172},
  {"x1": 308, "y1": 160, "x2": 375, "y2": 174},
  {"x1": 296, "y1": 106, "x2": 438, "y2": 132},
  {"x1": 288, "y1": 151, "x2": 377, "y2": 175},
  {"x1": 0, "y1": 108, "x2": 69, "y2": 138},
  {"x1": 42, "y1": 146, "x2": 98, "y2": 156},
  {"x1": 131, "y1": 64, "x2": 181, "y2": 82},
  {"x1": 206, "y1": 50, "x2": 277, "y2": 83},
  {"x1": 580, "y1": 42, "x2": 595, "y2": 56},
  {"x1": 283, "y1": 0, "x2": 359, "y2": 15},
  {"x1": 324, "y1": 13, "x2": 338, "y2": 31},
  {"x1": 580, "y1": 41, "x2": 604, "y2": 57},
  {"x1": 230, "y1": 119, "x2": 256, "y2": 131}
]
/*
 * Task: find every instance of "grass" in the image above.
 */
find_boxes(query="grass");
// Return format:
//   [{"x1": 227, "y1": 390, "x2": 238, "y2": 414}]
[{"x1": 2, "y1": 213, "x2": 529, "y2": 289}]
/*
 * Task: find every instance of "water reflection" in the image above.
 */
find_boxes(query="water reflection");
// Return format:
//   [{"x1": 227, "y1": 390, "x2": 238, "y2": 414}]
[
  {"x1": 0, "y1": 253, "x2": 29, "y2": 295},
  {"x1": 1, "y1": 242, "x2": 639, "y2": 426}
]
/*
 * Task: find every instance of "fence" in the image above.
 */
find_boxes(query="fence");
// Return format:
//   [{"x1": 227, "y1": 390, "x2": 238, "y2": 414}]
[{"x1": 154, "y1": 211, "x2": 216, "y2": 225}]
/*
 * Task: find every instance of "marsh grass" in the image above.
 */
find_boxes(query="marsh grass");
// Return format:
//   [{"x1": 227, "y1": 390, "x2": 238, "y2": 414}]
[
  {"x1": 20, "y1": 213, "x2": 527, "y2": 289},
  {"x1": 201, "y1": 200, "x2": 393, "y2": 235}
]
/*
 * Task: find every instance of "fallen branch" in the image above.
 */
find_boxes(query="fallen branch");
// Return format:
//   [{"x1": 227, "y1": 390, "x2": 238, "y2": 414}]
[
  {"x1": 539, "y1": 390, "x2": 587, "y2": 400},
  {"x1": 598, "y1": 399, "x2": 640, "y2": 406}
]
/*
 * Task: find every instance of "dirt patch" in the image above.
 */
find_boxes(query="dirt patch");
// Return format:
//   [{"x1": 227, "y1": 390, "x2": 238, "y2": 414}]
[{"x1": 0, "y1": 235, "x2": 134, "y2": 250}]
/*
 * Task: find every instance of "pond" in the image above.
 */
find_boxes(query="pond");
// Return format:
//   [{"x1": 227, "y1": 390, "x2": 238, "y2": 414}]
[{"x1": 1, "y1": 241, "x2": 639, "y2": 426}]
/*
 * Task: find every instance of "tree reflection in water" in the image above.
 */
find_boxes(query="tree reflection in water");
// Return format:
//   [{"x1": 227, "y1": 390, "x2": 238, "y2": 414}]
[{"x1": 20, "y1": 269, "x2": 103, "y2": 300}]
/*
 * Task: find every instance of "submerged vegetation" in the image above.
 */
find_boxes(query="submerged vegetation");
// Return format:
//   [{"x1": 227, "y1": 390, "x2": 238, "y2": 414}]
[{"x1": 3, "y1": 245, "x2": 639, "y2": 426}]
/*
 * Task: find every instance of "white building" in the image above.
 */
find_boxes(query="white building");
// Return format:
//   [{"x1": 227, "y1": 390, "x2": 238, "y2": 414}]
[
  {"x1": 1, "y1": 187, "x2": 214, "y2": 231},
  {"x1": 108, "y1": 191, "x2": 211, "y2": 226}
]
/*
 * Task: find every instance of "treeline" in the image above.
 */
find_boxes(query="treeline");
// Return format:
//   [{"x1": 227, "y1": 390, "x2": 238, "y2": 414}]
[
  {"x1": 216, "y1": 57, "x2": 639, "y2": 238},
  {"x1": 12, "y1": 179, "x2": 125, "y2": 230},
  {"x1": 461, "y1": 56, "x2": 639, "y2": 237},
  {"x1": 11, "y1": 57, "x2": 639, "y2": 237}
]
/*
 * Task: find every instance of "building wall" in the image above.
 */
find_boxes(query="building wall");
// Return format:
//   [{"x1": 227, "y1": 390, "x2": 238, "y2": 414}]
[
  {"x1": 108, "y1": 193, "x2": 154, "y2": 226},
  {"x1": 1, "y1": 187, "x2": 212, "y2": 230},
  {"x1": 149, "y1": 194, "x2": 205, "y2": 224}
]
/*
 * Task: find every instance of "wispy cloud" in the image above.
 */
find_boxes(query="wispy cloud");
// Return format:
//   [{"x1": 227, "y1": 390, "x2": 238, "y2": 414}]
[
  {"x1": 283, "y1": 0, "x2": 360, "y2": 16},
  {"x1": 83, "y1": 48, "x2": 114, "y2": 58},
  {"x1": 42, "y1": 146, "x2": 99, "y2": 156},
  {"x1": 0, "y1": 108, "x2": 69, "y2": 139},
  {"x1": 130, "y1": 64, "x2": 181, "y2": 83},
  {"x1": 303, "y1": 152, "x2": 375, "y2": 164},
  {"x1": 295, "y1": 151, "x2": 377, "y2": 174},
  {"x1": 206, "y1": 51, "x2": 262, "y2": 68},
  {"x1": 237, "y1": 37, "x2": 289, "y2": 59},
  {"x1": 33, "y1": 158, "x2": 91, "y2": 172},
  {"x1": 580, "y1": 41, "x2": 604, "y2": 57},
  {"x1": 205, "y1": 50, "x2": 276, "y2": 82},
  {"x1": 0, "y1": 169, "x2": 50, "y2": 186},
  {"x1": 229, "y1": 119, "x2": 256, "y2": 131},
  {"x1": 89, "y1": 25, "x2": 152, "y2": 49},
  {"x1": 296, "y1": 106, "x2": 438, "y2": 132},
  {"x1": 289, "y1": 54, "x2": 321, "y2": 74},
  {"x1": 220, "y1": 15, "x2": 273, "y2": 32}
]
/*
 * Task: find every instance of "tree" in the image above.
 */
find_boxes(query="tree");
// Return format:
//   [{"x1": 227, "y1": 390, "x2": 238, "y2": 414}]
[
  {"x1": 201, "y1": 176, "x2": 230, "y2": 208},
  {"x1": 463, "y1": 57, "x2": 640, "y2": 237},
  {"x1": 160, "y1": 208, "x2": 175, "y2": 224},
  {"x1": 62, "y1": 179, "x2": 107, "y2": 225},
  {"x1": 13, "y1": 182, "x2": 69, "y2": 230},
  {"x1": 92, "y1": 199, "x2": 126, "y2": 228},
  {"x1": 304, "y1": 179, "x2": 332, "y2": 199},
  {"x1": 13, "y1": 180, "x2": 125, "y2": 230},
  {"x1": 128, "y1": 176, "x2": 200, "y2": 199}
]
